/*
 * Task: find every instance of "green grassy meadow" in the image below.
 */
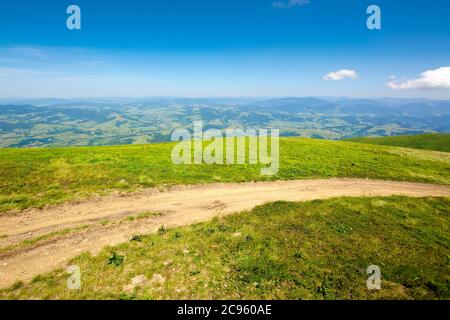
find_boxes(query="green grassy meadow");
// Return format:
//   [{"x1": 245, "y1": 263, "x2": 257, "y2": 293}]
[
  {"x1": 2, "y1": 196, "x2": 449, "y2": 300},
  {"x1": 349, "y1": 134, "x2": 450, "y2": 152},
  {"x1": 1, "y1": 137, "x2": 450, "y2": 213}
]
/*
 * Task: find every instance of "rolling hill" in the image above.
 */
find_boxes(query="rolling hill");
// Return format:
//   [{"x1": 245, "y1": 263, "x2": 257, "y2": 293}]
[
  {"x1": 0, "y1": 134, "x2": 449, "y2": 300},
  {"x1": 348, "y1": 134, "x2": 450, "y2": 152},
  {"x1": 0, "y1": 137, "x2": 449, "y2": 213}
]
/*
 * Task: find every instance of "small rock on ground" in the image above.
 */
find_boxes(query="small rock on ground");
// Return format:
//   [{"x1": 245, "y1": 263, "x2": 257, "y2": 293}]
[
  {"x1": 123, "y1": 275, "x2": 148, "y2": 293},
  {"x1": 151, "y1": 273, "x2": 166, "y2": 285}
]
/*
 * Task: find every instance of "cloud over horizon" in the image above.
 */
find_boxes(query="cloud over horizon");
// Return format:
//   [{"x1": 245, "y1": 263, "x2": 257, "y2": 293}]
[
  {"x1": 272, "y1": 0, "x2": 310, "y2": 9},
  {"x1": 387, "y1": 67, "x2": 450, "y2": 90},
  {"x1": 323, "y1": 69, "x2": 359, "y2": 81}
]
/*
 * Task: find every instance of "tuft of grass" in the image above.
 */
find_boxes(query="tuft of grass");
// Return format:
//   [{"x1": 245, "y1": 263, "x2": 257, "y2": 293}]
[
  {"x1": 0, "y1": 137, "x2": 449, "y2": 213},
  {"x1": 99, "y1": 219, "x2": 110, "y2": 226},
  {"x1": 1, "y1": 196, "x2": 449, "y2": 300},
  {"x1": 137, "y1": 211, "x2": 163, "y2": 219},
  {"x1": 106, "y1": 252, "x2": 124, "y2": 267},
  {"x1": 119, "y1": 293, "x2": 137, "y2": 300},
  {"x1": 158, "y1": 225, "x2": 168, "y2": 235},
  {"x1": 10, "y1": 281, "x2": 24, "y2": 291},
  {"x1": 130, "y1": 234, "x2": 143, "y2": 242},
  {"x1": 172, "y1": 232, "x2": 182, "y2": 240}
]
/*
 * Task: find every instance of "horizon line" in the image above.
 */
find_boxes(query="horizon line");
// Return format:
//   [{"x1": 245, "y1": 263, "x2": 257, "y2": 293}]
[{"x1": 0, "y1": 96, "x2": 448, "y2": 102}]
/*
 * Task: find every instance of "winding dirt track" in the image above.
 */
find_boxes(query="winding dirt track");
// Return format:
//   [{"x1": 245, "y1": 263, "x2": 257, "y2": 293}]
[{"x1": 0, "y1": 178, "x2": 449, "y2": 288}]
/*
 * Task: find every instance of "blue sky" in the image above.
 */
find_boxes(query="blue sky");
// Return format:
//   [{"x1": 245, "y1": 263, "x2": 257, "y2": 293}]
[{"x1": 0, "y1": 0, "x2": 449, "y2": 98}]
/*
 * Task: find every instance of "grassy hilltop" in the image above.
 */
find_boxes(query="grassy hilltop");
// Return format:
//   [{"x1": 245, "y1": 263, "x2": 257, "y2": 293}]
[
  {"x1": 0, "y1": 138, "x2": 450, "y2": 212},
  {"x1": 1, "y1": 137, "x2": 450, "y2": 213},
  {"x1": 349, "y1": 133, "x2": 450, "y2": 153},
  {"x1": 0, "y1": 136, "x2": 449, "y2": 300}
]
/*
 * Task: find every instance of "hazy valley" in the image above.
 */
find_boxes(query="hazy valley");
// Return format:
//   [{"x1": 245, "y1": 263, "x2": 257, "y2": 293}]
[{"x1": 1, "y1": 97, "x2": 449, "y2": 148}]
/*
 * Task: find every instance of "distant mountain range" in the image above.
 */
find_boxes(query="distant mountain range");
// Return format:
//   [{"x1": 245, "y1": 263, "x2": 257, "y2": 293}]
[{"x1": 0, "y1": 97, "x2": 449, "y2": 148}]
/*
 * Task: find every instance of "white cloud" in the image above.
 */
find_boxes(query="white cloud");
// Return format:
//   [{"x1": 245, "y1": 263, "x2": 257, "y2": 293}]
[
  {"x1": 387, "y1": 67, "x2": 450, "y2": 90},
  {"x1": 273, "y1": 0, "x2": 310, "y2": 9},
  {"x1": 323, "y1": 69, "x2": 359, "y2": 81}
]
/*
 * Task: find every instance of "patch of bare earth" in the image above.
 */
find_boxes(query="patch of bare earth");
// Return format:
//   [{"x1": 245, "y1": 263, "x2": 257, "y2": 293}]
[{"x1": 0, "y1": 178, "x2": 449, "y2": 288}]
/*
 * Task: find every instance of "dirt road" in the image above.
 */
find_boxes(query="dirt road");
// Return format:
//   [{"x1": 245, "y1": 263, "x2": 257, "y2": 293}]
[{"x1": 1, "y1": 178, "x2": 449, "y2": 288}]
